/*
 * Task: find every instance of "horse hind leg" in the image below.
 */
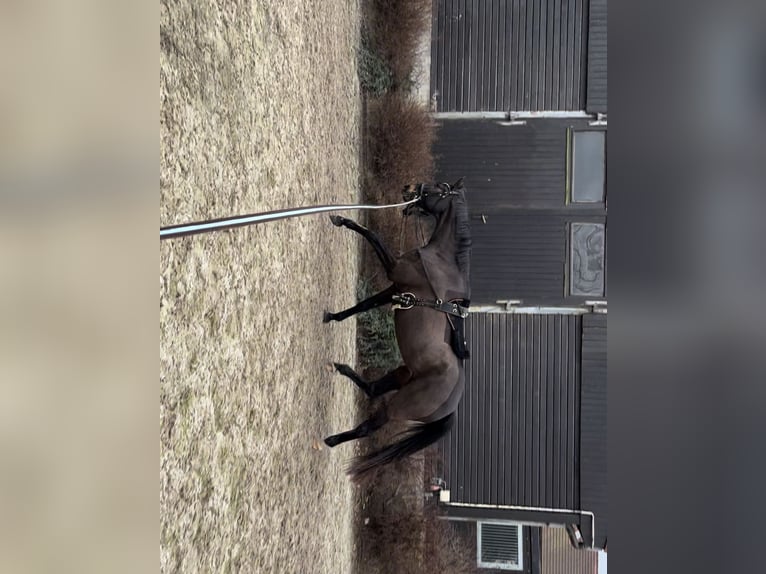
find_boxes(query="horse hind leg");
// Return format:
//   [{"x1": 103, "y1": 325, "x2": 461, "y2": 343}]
[
  {"x1": 324, "y1": 408, "x2": 388, "y2": 448},
  {"x1": 333, "y1": 363, "x2": 411, "y2": 397},
  {"x1": 323, "y1": 285, "x2": 396, "y2": 323}
]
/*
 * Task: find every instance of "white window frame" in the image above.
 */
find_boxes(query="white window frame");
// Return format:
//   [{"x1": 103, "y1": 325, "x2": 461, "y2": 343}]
[
  {"x1": 477, "y1": 521, "x2": 524, "y2": 571},
  {"x1": 566, "y1": 128, "x2": 607, "y2": 205}
]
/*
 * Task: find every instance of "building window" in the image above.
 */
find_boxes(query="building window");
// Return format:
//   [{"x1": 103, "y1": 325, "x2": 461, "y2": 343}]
[
  {"x1": 477, "y1": 521, "x2": 523, "y2": 571},
  {"x1": 569, "y1": 222, "x2": 606, "y2": 297},
  {"x1": 569, "y1": 130, "x2": 606, "y2": 203}
]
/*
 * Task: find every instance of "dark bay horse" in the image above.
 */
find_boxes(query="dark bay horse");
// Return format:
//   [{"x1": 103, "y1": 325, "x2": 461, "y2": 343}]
[{"x1": 323, "y1": 178, "x2": 471, "y2": 481}]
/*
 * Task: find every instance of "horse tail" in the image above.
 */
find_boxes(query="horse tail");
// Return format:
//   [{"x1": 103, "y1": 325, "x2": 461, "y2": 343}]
[{"x1": 346, "y1": 413, "x2": 455, "y2": 482}]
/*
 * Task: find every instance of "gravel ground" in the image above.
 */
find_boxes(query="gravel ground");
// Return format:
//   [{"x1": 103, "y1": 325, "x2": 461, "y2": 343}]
[{"x1": 160, "y1": 1, "x2": 363, "y2": 572}]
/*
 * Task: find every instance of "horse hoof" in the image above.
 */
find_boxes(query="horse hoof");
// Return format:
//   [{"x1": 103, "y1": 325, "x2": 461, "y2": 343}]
[
  {"x1": 329, "y1": 215, "x2": 345, "y2": 227},
  {"x1": 334, "y1": 362, "x2": 352, "y2": 376},
  {"x1": 323, "y1": 311, "x2": 334, "y2": 323},
  {"x1": 324, "y1": 435, "x2": 340, "y2": 448}
]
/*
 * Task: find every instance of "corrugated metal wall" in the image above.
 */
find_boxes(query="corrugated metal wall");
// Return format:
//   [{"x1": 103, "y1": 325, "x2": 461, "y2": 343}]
[
  {"x1": 441, "y1": 313, "x2": 582, "y2": 509},
  {"x1": 433, "y1": 118, "x2": 606, "y2": 211},
  {"x1": 585, "y1": 0, "x2": 607, "y2": 113},
  {"x1": 468, "y1": 212, "x2": 603, "y2": 305},
  {"x1": 579, "y1": 313, "x2": 607, "y2": 548},
  {"x1": 433, "y1": 118, "x2": 606, "y2": 305},
  {"x1": 469, "y1": 212, "x2": 567, "y2": 304},
  {"x1": 433, "y1": 119, "x2": 574, "y2": 210},
  {"x1": 431, "y1": 0, "x2": 590, "y2": 112},
  {"x1": 541, "y1": 527, "x2": 598, "y2": 574}
]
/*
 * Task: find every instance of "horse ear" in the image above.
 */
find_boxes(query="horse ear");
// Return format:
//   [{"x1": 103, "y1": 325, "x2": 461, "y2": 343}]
[{"x1": 453, "y1": 177, "x2": 464, "y2": 189}]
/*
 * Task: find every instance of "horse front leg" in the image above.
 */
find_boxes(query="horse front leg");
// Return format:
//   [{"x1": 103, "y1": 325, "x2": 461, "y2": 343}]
[
  {"x1": 323, "y1": 285, "x2": 397, "y2": 323},
  {"x1": 324, "y1": 408, "x2": 388, "y2": 448},
  {"x1": 329, "y1": 215, "x2": 397, "y2": 273}
]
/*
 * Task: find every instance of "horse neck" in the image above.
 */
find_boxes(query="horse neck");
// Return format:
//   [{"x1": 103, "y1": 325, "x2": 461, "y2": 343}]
[{"x1": 423, "y1": 199, "x2": 471, "y2": 294}]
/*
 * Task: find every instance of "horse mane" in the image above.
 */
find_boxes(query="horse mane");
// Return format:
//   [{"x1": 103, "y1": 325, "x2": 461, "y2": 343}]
[{"x1": 453, "y1": 191, "x2": 472, "y2": 282}]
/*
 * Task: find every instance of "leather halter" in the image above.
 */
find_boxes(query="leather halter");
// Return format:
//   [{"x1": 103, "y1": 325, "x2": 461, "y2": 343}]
[{"x1": 403, "y1": 182, "x2": 460, "y2": 202}]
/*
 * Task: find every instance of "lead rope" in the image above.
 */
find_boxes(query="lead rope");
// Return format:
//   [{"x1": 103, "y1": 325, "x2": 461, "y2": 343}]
[{"x1": 160, "y1": 196, "x2": 421, "y2": 240}]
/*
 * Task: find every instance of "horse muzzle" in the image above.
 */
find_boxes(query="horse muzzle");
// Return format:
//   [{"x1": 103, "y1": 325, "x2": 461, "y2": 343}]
[{"x1": 402, "y1": 183, "x2": 424, "y2": 202}]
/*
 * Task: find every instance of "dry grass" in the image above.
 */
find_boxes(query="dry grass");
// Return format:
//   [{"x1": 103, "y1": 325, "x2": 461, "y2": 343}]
[
  {"x1": 366, "y1": 93, "x2": 436, "y2": 202},
  {"x1": 160, "y1": 1, "x2": 364, "y2": 572},
  {"x1": 358, "y1": 498, "x2": 479, "y2": 574},
  {"x1": 421, "y1": 506, "x2": 481, "y2": 574},
  {"x1": 352, "y1": 89, "x2": 463, "y2": 573},
  {"x1": 366, "y1": 0, "x2": 433, "y2": 89},
  {"x1": 349, "y1": 2, "x2": 473, "y2": 572}
]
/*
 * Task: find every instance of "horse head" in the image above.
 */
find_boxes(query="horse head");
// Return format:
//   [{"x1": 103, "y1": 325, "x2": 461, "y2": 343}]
[{"x1": 402, "y1": 177, "x2": 464, "y2": 217}]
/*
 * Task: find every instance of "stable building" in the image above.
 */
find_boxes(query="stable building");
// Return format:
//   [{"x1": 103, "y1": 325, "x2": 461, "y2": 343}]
[{"x1": 426, "y1": 0, "x2": 608, "y2": 571}]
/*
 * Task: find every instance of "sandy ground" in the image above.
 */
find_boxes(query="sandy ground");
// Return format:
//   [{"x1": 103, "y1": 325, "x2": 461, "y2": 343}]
[{"x1": 160, "y1": 1, "x2": 363, "y2": 572}]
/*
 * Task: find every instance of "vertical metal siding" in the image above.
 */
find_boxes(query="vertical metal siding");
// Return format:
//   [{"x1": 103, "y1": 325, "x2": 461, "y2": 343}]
[
  {"x1": 432, "y1": 0, "x2": 589, "y2": 112},
  {"x1": 579, "y1": 313, "x2": 607, "y2": 548},
  {"x1": 433, "y1": 118, "x2": 607, "y2": 306},
  {"x1": 491, "y1": 211, "x2": 562, "y2": 302},
  {"x1": 468, "y1": 212, "x2": 607, "y2": 305},
  {"x1": 541, "y1": 527, "x2": 598, "y2": 574},
  {"x1": 585, "y1": 0, "x2": 607, "y2": 113},
  {"x1": 442, "y1": 313, "x2": 582, "y2": 511},
  {"x1": 434, "y1": 118, "x2": 592, "y2": 211}
]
